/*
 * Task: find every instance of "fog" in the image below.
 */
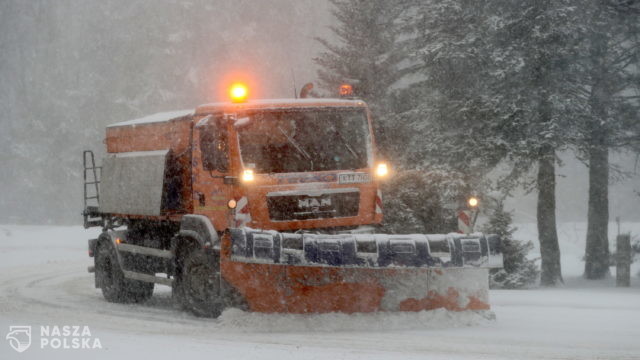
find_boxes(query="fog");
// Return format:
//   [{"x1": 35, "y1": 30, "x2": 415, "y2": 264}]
[
  {"x1": 0, "y1": 0, "x2": 332, "y2": 224},
  {"x1": 504, "y1": 151, "x2": 640, "y2": 222},
  {"x1": 0, "y1": 1, "x2": 638, "y2": 224}
]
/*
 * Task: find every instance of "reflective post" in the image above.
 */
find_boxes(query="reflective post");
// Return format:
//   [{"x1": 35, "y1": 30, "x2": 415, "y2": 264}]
[{"x1": 616, "y1": 233, "x2": 631, "y2": 287}]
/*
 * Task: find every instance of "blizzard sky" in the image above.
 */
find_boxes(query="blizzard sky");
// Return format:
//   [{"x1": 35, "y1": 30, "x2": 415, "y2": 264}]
[{"x1": 0, "y1": 0, "x2": 638, "y2": 224}]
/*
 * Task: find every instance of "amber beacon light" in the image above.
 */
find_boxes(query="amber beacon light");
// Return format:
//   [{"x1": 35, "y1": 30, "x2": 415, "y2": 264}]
[
  {"x1": 230, "y1": 83, "x2": 248, "y2": 103},
  {"x1": 339, "y1": 84, "x2": 353, "y2": 97}
]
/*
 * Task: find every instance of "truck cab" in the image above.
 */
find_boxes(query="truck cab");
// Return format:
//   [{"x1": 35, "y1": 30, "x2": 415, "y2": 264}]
[{"x1": 191, "y1": 98, "x2": 386, "y2": 233}]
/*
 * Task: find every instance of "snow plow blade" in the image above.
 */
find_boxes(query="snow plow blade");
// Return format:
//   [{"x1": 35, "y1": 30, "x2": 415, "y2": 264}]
[{"x1": 220, "y1": 230, "x2": 503, "y2": 314}]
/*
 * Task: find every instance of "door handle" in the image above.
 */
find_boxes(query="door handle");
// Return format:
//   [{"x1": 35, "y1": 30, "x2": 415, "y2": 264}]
[{"x1": 195, "y1": 192, "x2": 205, "y2": 206}]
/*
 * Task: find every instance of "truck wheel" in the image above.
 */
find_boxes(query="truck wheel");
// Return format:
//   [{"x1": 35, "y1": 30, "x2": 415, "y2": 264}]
[
  {"x1": 179, "y1": 249, "x2": 224, "y2": 317},
  {"x1": 95, "y1": 242, "x2": 154, "y2": 303}
]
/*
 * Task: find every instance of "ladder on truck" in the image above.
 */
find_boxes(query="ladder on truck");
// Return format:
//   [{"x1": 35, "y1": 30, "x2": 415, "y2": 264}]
[{"x1": 83, "y1": 150, "x2": 103, "y2": 228}]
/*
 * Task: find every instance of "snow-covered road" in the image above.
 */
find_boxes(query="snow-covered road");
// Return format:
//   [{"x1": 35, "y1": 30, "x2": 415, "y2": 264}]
[{"x1": 1, "y1": 225, "x2": 639, "y2": 360}]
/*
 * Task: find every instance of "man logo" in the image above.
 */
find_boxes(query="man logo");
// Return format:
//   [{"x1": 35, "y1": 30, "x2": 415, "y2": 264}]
[
  {"x1": 6, "y1": 326, "x2": 31, "y2": 353},
  {"x1": 298, "y1": 197, "x2": 331, "y2": 210}
]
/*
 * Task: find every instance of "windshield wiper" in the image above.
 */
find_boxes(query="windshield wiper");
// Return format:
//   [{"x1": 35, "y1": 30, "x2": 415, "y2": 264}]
[
  {"x1": 334, "y1": 130, "x2": 361, "y2": 164},
  {"x1": 277, "y1": 126, "x2": 314, "y2": 170},
  {"x1": 321, "y1": 117, "x2": 363, "y2": 167}
]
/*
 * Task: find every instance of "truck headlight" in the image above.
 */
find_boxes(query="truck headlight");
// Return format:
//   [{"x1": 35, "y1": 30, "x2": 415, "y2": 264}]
[
  {"x1": 375, "y1": 163, "x2": 389, "y2": 177},
  {"x1": 242, "y1": 169, "x2": 255, "y2": 182}
]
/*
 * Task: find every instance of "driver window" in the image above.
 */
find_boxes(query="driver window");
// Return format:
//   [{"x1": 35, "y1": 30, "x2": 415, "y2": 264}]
[{"x1": 199, "y1": 117, "x2": 229, "y2": 172}]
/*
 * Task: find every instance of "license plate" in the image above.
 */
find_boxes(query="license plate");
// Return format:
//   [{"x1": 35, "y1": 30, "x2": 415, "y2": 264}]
[{"x1": 338, "y1": 172, "x2": 371, "y2": 184}]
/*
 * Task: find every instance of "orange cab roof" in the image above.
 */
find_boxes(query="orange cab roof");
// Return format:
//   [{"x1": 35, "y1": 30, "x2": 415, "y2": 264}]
[{"x1": 107, "y1": 99, "x2": 367, "y2": 128}]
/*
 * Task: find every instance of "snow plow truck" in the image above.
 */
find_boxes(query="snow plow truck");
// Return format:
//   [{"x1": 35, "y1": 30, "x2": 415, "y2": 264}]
[{"x1": 82, "y1": 83, "x2": 503, "y2": 317}]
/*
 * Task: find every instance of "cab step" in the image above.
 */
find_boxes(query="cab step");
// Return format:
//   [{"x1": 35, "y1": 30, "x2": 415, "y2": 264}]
[{"x1": 123, "y1": 270, "x2": 173, "y2": 286}]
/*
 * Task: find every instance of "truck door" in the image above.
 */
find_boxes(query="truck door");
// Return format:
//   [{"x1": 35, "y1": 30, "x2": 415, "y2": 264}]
[{"x1": 192, "y1": 115, "x2": 233, "y2": 231}]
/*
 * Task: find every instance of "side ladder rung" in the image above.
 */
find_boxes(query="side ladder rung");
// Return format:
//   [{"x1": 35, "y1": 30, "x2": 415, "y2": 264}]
[{"x1": 83, "y1": 150, "x2": 101, "y2": 223}]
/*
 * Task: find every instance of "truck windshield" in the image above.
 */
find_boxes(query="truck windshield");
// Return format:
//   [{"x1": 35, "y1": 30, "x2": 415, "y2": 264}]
[{"x1": 236, "y1": 108, "x2": 370, "y2": 173}]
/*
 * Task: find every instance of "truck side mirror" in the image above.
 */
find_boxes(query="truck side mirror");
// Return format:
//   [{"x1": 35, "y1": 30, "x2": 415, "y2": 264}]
[{"x1": 199, "y1": 119, "x2": 229, "y2": 172}]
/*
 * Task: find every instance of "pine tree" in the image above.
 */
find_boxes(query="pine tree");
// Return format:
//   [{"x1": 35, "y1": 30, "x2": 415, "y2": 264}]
[
  {"x1": 314, "y1": 0, "x2": 410, "y2": 159},
  {"x1": 571, "y1": 0, "x2": 640, "y2": 279},
  {"x1": 399, "y1": 0, "x2": 588, "y2": 285},
  {"x1": 483, "y1": 199, "x2": 539, "y2": 289},
  {"x1": 380, "y1": 169, "x2": 466, "y2": 234}
]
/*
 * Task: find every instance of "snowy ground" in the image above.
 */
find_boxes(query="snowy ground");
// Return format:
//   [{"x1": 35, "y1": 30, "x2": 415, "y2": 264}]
[{"x1": 1, "y1": 224, "x2": 639, "y2": 360}]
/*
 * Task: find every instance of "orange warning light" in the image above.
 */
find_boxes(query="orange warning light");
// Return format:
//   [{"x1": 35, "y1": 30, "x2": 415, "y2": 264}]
[
  {"x1": 230, "y1": 83, "x2": 248, "y2": 102},
  {"x1": 339, "y1": 84, "x2": 353, "y2": 97}
]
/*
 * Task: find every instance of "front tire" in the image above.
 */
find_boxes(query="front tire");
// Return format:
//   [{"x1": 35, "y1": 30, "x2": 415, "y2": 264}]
[
  {"x1": 95, "y1": 241, "x2": 154, "y2": 303},
  {"x1": 178, "y1": 249, "x2": 224, "y2": 317}
]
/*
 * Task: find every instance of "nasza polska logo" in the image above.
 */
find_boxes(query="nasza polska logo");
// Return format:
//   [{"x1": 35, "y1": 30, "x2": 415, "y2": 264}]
[
  {"x1": 6, "y1": 325, "x2": 102, "y2": 352},
  {"x1": 5, "y1": 326, "x2": 31, "y2": 353}
]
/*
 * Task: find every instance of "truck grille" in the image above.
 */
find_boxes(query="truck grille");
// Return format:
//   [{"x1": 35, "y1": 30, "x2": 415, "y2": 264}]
[{"x1": 267, "y1": 191, "x2": 360, "y2": 221}]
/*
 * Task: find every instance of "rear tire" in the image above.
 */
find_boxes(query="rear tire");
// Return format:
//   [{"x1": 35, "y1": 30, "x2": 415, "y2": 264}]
[
  {"x1": 95, "y1": 241, "x2": 154, "y2": 303},
  {"x1": 178, "y1": 248, "x2": 224, "y2": 317}
]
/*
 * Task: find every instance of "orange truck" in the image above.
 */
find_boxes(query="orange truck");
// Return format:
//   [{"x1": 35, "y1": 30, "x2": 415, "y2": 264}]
[{"x1": 83, "y1": 84, "x2": 503, "y2": 317}]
